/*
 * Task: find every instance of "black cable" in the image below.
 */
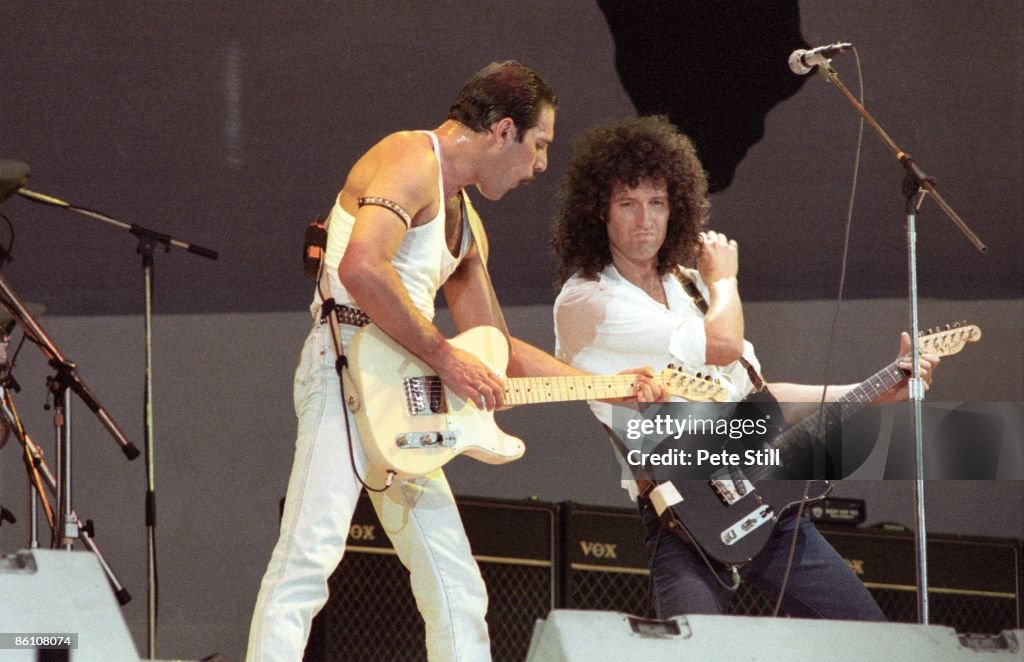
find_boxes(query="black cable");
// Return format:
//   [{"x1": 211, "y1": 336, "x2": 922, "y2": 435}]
[{"x1": 316, "y1": 261, "x2": 392, "y2": 493}]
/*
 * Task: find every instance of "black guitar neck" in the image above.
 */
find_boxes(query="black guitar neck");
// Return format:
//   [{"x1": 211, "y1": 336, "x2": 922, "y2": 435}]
[{"x1": 755, "y1": 360, "x2": 907, "y2": 480}]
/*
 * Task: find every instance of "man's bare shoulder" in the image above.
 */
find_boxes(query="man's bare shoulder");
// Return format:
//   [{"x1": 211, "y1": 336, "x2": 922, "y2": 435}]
[
  {"x1": 345, "y1": 131, "x2": 440, "y2": 203},
  {"x1": 364, "y1": 131, "x2": 437, "y2": 171}
]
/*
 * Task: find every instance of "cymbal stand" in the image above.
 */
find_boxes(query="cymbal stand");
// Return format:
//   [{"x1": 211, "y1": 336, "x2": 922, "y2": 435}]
[{"x1": 0, "y1": 384, "x2": 131, "y2": 603}]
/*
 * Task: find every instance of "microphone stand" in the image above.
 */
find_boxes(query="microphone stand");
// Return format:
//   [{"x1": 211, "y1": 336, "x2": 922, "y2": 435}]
[
  {"x1": 15, "y1": 188, "x2": 218, "y2": 659},
  {"x1": 807, "y1": 58, "x2": 986, "y2": 624}
]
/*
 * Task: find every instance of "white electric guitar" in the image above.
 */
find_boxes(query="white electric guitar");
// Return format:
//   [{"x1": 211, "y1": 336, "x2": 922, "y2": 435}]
[{"x1": 346, "y1": 324, "x2": 727, "y2": 480}]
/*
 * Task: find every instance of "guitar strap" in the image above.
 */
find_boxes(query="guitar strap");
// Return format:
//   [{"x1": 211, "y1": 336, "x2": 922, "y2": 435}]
[
  {"x1": 460, "y1": 190, "x2": 513, "y2": 347},
  {"x1": 314, "y1": 215, "x2": 363, "y2": 412},
  {"x1": 601, "y1": 422, "x2": 740, "y2": 581},
  {"x1": 672, "y1": 267, "x2": 768, "y2": 393},
  {"x1": 602, "y1": 423, "x2": 655, "y2": 489}
]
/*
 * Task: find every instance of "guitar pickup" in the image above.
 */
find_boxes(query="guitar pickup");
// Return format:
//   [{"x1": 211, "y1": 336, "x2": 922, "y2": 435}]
[
  {"x1": 709, "y1": 473, "x2": 755, "y2": 506},
  {"x1": 721, "y1": 506, "x2": 773, "y2": 546},
  {"x1": 404, "y1": 376, "x2": 447, "y2": 416},
  {"x1": 395, "y1": 431, "x2": 457, "y2": 449}
]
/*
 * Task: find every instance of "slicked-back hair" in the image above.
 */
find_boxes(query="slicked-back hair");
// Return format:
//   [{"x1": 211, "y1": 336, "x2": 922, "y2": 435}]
[
  {"x1": 448, "y1": 60, "x2": 557, "y2": 142},
  {"x1": 552, "y1": 116, "x2": 710, "y2": 284}
]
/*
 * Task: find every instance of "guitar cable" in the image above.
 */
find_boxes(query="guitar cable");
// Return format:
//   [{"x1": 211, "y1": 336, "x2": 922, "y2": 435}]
[
  {"x1": 316, "y1": 255, "x2": 393, "y2": 494},
  {"x1": 771, "y1": 46, "x2": 866, "y2": 618}
]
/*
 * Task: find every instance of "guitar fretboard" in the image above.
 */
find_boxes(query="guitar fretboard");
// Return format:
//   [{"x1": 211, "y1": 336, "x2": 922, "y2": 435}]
[
  {"x1": 503, "y1": 375, "x2": 654, "y2": 405},
  {"x1": 775, "y1": 361, "x2": 904, "y2": 459}
]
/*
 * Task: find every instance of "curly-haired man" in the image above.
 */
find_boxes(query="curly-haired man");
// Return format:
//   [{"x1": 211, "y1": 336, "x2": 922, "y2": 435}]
[{"x1": 553, "y1": 115, "x2": 937, "y2": 620}]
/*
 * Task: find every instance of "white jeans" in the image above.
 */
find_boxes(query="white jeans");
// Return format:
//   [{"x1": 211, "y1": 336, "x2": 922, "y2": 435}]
[{"x1": 247, "y1": 324, "x2": 491, "y2": 661}]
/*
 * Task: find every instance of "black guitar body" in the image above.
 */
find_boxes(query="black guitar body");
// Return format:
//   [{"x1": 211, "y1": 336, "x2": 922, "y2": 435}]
[
  {"x1": 662, "y1": 477, "x2": 832, "y2": 567},
  {"x1": 652, "y1": 391, "x2": 833, "y2": 567}
]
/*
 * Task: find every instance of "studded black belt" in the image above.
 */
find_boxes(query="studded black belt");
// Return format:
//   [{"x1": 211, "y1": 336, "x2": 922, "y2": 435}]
[{"x1": 321, "y1": 301, "x2": 372, "y2": 327}]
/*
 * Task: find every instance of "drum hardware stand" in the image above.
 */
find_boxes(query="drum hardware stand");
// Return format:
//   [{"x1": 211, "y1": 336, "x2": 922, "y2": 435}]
[
  {"x1": 0, "y1": 381, "x2": 131, "y2": 604},
  {"x1": 806, "y1": 55, "x2": 986, "y2": 624},
  {"x1": 0, "y1": 273, "x2": 140, "y2": 533},
  {"x1": 15, "y1": 181, "x2": 218, "y2": 659}
]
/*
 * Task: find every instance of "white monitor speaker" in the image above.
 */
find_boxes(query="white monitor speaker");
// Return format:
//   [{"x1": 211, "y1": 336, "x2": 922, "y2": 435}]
[
  {"x1": 0, "y1": 549, "x2": 139, "y2": 661},
  {"x1": 526, "y1": 610, "x2": 1022, "y2": 661}
]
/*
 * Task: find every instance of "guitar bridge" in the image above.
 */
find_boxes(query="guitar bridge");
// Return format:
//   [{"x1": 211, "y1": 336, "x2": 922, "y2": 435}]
[
  {"x1": 709, "y1": 472, "x2": 755, "y2": 506},
  {"x1": 404, "y1": 376, "x2": 447, "y2": 416},
  {"x1": 395, "y1": 431, "x2": 457, "y2": 449}
]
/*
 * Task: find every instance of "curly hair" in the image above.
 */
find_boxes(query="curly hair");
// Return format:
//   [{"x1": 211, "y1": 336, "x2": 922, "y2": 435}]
[
  {"x1": 552, "y1": 116, "x2": 709, "y2": 283},
  {"x1": 448, "y1": 61, "x2": 557, "y2": 142}
]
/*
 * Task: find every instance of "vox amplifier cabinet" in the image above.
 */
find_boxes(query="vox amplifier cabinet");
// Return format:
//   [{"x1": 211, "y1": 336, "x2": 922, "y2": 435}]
[
  {"x1": 559, "y1": 502, "x2": 654, "y2": 616},
  {"x1": 819, "y1": 526, "x2": 1021, "y2": 634},
  {"x1": 556, "y1": 504, "x2": 1022, "y2": 632},
  {"x1": 557, "y1": 502, "x2": 779, "y2": 618},
  {"x1": 305, "y1": 494, "x2": 557, "y2": 662}
]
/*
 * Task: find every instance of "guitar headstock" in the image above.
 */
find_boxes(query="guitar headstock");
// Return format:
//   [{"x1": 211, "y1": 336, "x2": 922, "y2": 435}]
[
  {"x1": 918, "y1": 321, "x2": 982, "y2": 357},
  {"x1": 660, "y1": 365, "x2": 730, "y2": 402}
]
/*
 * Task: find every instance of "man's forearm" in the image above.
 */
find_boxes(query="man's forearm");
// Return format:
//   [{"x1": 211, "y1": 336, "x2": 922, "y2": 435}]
[{"x1": 341, "y1": 261, "x2": 451, "y2": 368}]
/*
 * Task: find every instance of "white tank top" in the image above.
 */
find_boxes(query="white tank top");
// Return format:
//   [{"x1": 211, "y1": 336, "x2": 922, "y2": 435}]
[{"x1": 313, "y1": 131, "x2": 471, "y2": 321}]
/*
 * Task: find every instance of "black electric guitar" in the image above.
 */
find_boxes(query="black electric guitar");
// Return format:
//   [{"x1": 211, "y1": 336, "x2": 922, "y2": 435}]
[{"x1": 646, "y1": 323, "x2": 981, "y2": 567}]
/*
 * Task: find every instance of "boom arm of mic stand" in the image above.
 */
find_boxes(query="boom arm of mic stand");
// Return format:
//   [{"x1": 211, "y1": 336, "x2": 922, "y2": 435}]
[
  {"x1": 17, "y1": 188, "x2": 219, "y2": 260},
  {"x1": 813, "y1": 63, "x2": 987, "y2": 253},
  {"x1": 0, "y1": 274, "x2": 139, "y2": 460}
]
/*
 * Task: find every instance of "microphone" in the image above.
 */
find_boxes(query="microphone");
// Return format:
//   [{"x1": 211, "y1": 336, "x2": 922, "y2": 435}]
[
  {"x1": 0, "y1": 161, "x2": 72, "y2": 208},
  {"x1": 788, "y1": 42, "x2": 853, "y2": 75},
  {"x1": 0, "y1": 160, "x2": 30, "y2": 204}
]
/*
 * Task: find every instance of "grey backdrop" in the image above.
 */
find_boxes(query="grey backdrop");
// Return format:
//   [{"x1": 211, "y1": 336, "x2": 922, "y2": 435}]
[{"x1": 0, "y1": 2, "x2": 1021, "y2": 660}]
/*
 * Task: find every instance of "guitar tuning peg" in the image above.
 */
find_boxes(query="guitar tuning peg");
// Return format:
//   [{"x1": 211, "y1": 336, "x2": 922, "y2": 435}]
[{"x1": 944, "y1": 323, "x2": 951, "y2": 330}]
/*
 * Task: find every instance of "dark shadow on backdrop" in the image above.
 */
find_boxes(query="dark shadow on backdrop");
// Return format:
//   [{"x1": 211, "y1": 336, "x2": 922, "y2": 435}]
[{"x1": 597, "y1": 0, "x2": 808, "y2": 192}]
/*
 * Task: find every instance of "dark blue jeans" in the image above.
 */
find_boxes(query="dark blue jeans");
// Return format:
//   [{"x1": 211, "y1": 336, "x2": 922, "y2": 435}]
[{"x1": 640, "y1": 499, "x2": 887, "y2": 621}]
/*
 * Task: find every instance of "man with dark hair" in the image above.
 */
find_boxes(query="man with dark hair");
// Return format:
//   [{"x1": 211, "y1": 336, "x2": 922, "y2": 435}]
[
  {"x1": 248, "y1": 63, "x2": 661, "y2": 661},
  {"x1": 552, "y1": 115, "x2": 938, "y2": 621},
  {"x1": 448, "y1": 60, "x2": 557, "y2": 137}
]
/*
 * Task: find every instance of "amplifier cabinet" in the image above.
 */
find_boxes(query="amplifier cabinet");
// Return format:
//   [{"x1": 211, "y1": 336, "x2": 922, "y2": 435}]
[
  {"x1": 305, "y1": 494, "x2": 556, "y2": 662},
  {"x1": 556, "y1": 504, "x2": 1021, "y2": 633},
  {"x1": 559, "y1": 502, "x2": 654, "y2": 617},
  {"x1": 557, "y1": 502, "x2": 786, "y2": 618},
  {"x1": 819, "y1": 526, "x2": 1021, "y2": 635},
  {"x1": 304, "y1": 496, "x2": 1021, "y2": 661}
]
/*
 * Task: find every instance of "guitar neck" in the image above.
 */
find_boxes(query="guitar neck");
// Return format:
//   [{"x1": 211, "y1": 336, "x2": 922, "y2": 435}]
[
  {"x1": 771, "y1": 360, "x2": 905, "y2": 461},
  {"x1": 503, "y1": 374, "x2": 652, "y2": 406}
]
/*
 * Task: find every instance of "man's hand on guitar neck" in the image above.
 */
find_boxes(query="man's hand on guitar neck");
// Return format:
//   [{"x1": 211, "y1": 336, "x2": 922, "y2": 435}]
[
  {"x1": 609, "y1": 366, "x2": 671, "y2": 404},
  {"x1": 876, "y1": 331, "x2": 941, "y2": 405}
]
